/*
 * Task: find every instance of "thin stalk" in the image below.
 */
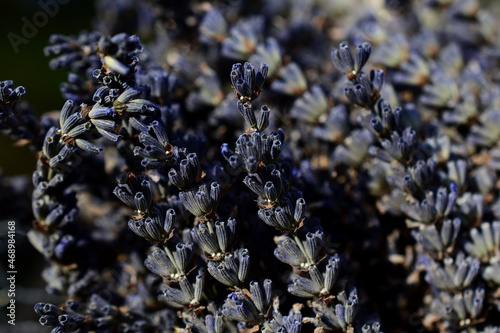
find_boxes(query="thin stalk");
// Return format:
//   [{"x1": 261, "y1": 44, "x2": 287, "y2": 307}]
[
  {"x1": 294, "y1": 233, "x2": 313, "y2": 265},
  {"x1": 163, "y1": 244, "x2": 182, "y2": 275}
]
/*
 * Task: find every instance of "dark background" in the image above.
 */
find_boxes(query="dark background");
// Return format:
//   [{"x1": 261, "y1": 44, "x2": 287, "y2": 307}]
[{"x1": 0, "y1": 1, "x2": 95, "y2": 176}]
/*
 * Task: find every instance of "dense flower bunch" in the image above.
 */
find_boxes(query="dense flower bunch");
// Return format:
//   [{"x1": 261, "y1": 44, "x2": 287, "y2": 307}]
[{"x1": 3, "y1": 0, "x2": 500, "y2": 332}]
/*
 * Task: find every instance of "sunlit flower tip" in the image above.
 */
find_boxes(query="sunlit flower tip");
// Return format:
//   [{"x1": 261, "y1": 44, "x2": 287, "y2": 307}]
[
  {"x1": 207, "y1": 249, "x2": 249, "y2": 287},
  {"x1": 191, "y1": 222, "x2": 218, "y2": 257},
  {"x1": 160, "y1": 270, "x2": 203, "y2": 308},
  {"x1": 249, "y1": 279, "x2": 272, "y2": 313},
  {"x1": 39, "y1": 315, "x2": 58, "y2": 327},
  {"x1": 392, "y1": 54, "x2": 430, "y2": 87},
  {"x1": 179, "y1": 182, "x2": 221, "y2": 219},
  {"x1": 208, "y1": 260, "x2": 239, "y2": 287},
  {"x1": 34, "y1": 300, "x2": 85, "y2": 330},
  {"x1": 145, "y1": 243, "x2": 193, "y2": 279},
  {"x1": 274, "y1": 237, "x2": 307, "y2": 267},
  {"x1": 145, "y1": 248, "x2": 176, "y2": 278},
  {"x1": 257, "y1": 105, "x2": 270, "y2": 130},
  {"x1": 114, "y1": 175, "x2": 153, "y2": 215},
  {"x1": 238, "y1": 101, "x2": 257, "y2": 128},
  {"x1": 331, "y1": 42, "x2": 353, "y2": 74},
  {"x1": 403, "y1": 159, "x2": 435, "y2": 195},
  {"x1": 230, "y1": 62, "x2": 269, "y2": 102},
  {"x1": 215, "y1": 218, "x2": 237, "y2": 251},
  {"x1": 344, "y1": 70, "x2": 382, "y2": 108},
  {"x1": 430, "y1": 287, "x2": 484, "y2": 323},
  {"x1": 361, "y1": 322, "x2": 382, "y2": 333},
  {"x1": 0, "y1": 80, "x2": 26, "y2": 102},
  {"x1": 34, "y1": 303, "x2": 62, "y2": 316},
  {"x1": 355, "y1": 42, "x2": 371, "y2": 74},
  {"x1": 134, "y1": 127, "x2": 174, "y2": 169},
  {"x1": 223, "y1": 131, "x2": 281, "y2": 172},
  {"x1": 207, "y1": 311, "x2": 225, "y2": 333},
  {"x1": 222, "y1": 290, "x2": 260, "y2": 322},
  {"x1": 58, "y1": 314, "x2": 86, "y2": 331},
  {"x1": 191, "y1": 218, "x2": 237, "y2": 259},
  {"x1": 370, "y1": 69, "x2": 384, "y2": 92},
  {"x1": 221, "y1": 16, "x2": 263, "y2": 60},
  {"x1": 311, "y1": 290, "x2": 358, "y2": 331},
  {"x1": 434, "y1": 185, "x2": 458, "y2": 218},
  {"x1": 245, "y1": 167, "x2": 284, "y2": 203}
]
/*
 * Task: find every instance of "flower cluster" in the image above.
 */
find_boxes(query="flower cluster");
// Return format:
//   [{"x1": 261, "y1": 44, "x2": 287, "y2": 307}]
[{"x1": 3, "y1": 0, "x2": 500, "y2": 332}]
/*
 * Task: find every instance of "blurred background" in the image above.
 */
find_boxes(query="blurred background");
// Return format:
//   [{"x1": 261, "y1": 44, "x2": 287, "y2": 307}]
[
  {"x1": 2, "y1": 0, "x2": 500, "y2": 331},
  {"x1": 0, "y1": 1, "x2": 94, "y2": 176},
  {"x1": 2, "y1": 0, "x2": 500, "y2": 176}
]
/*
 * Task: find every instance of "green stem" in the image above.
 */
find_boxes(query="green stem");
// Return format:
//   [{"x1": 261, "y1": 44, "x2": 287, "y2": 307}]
[
  {"x1": 293, "y1": 233, "x2": 312, "y2": 265},
  {"x1": 47, "y1": 167, "x2": 54, "y2": 182},
  {"x1": 207, "y1": 220, "x2": 215, "y2": 235}
]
